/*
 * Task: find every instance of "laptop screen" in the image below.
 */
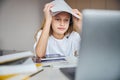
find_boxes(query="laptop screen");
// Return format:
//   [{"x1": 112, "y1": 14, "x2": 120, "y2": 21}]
[{"x1": 75, "y1": 9, "x2": 120, "y2": 80}]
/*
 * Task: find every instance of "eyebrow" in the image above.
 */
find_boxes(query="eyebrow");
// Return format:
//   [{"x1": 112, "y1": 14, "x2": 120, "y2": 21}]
[{"x1": 55, "y1": 16, "x2": 70, "y2": 19}]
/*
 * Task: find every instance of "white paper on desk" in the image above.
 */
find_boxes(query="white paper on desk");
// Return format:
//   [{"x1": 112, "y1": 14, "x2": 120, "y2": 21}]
[
  {"x1": 0, "y1": 51, "x2": 34, "y2": 64},
  {"x1": 50, "y1": 0, "x2": 80, "y2": 19},
  {"x1": 49, "y1": 56, "x2": 77, "y2": 68},
  {"x1": 0, "y1": 58, "x2": 37, "y2": 75}
]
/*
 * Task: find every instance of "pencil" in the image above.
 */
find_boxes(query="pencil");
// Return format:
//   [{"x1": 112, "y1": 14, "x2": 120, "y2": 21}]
[{"x1": 23, "y1": 69, "x2": 44, "y2": 80}]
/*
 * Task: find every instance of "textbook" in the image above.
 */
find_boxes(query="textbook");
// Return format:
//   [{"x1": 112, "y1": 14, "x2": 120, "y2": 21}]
[
  {"x1": 0, "y1": 51, "x2": 34, "y2": 64},
  {"x1": 0, "y1": 57, "x2": 37, "y2": 75},
  {"x1": 41, "y1": 57, "x2": 66, "y2": 63},
  {"x1": 32, "y1": 56, "x2": 66, "y2": 63}
]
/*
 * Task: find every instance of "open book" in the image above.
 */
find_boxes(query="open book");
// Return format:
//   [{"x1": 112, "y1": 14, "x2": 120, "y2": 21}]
[
  {"x1": 50, "y1": 0, "x2": 80, "y2": 19},
  {"x1": 0, "y1": 57, "x2": 37, "y2": 75}
]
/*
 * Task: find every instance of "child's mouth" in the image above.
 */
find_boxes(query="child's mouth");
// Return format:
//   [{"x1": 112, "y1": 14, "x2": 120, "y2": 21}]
[{"x1": 57, "y1": 27, "x2": 65, "y2": 31}]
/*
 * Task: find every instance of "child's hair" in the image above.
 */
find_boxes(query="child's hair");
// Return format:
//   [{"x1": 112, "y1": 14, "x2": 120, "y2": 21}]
[{"x1": 34, "y1": 13, "x2": 74, "y2": 41}]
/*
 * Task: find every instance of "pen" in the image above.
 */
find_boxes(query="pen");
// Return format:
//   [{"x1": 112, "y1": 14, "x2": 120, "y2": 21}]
[
  {"x1": 43, "y1": 65, "x2": 51, "y2": 67},
  {"x1": 23, "y1": 69, "x2": 44, "y2": 80}
]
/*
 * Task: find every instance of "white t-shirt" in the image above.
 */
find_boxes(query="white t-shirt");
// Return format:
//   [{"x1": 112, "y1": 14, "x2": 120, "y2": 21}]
[{"x1": 34, "y1": 30, "x2": 81, "y2": 57}]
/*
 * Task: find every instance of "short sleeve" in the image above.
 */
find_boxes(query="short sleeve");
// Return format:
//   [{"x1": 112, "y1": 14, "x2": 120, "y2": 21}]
[
  {"x1": 74, "y1": 32, "x2": 81, "y2": 51},
  {"x1": 33, "y1": 30, "x2": 42, "y2": 52},
  {"x1": 71, "y1": 31, "x2": 81, "y2": 56}
]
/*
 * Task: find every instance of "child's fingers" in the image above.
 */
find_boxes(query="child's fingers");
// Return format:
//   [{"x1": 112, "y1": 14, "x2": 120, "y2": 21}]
[
  {"x1": 72, "y1": 9, "x2": 82, "y2": 20},
  {"x1": 43, "y1": 3, "x2": 54, "y2": 12}
]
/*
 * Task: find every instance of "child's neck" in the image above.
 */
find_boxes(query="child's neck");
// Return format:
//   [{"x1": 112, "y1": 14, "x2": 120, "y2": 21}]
[{"x1": 52, "y1": 33, "x2": 64, "y2": 39}]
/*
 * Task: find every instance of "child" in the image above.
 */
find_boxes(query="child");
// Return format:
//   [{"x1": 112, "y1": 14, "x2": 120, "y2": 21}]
[{"x1": 34, "y1": 0, "x2": 82, "y2": 58}]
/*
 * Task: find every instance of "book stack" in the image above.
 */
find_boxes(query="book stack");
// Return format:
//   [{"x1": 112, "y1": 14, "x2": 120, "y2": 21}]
[{"x1": 0, "y1": 51, "x2": 41, "y2": 80}]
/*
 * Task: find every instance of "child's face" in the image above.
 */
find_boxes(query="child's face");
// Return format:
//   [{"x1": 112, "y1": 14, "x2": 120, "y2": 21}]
[{"x1": 51, "y1": 12, "x2": 71, "y2": 36}]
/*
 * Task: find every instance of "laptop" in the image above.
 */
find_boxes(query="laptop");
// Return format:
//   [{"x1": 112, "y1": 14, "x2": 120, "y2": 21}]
[
  {"x1": 60, "y1": 67, "x2": 76, "y2": 80},
  {"x1": 60, "y1": 9, "x2": 120, "y2": 80}
]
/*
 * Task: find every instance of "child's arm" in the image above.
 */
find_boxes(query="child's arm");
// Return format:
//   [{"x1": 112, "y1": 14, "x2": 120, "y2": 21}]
[
  {"x1": 72, "y1": 9, "x2": 82, "y2": 33},
  {"x1": 35, "y1": 3, "x2": 53, "y2": 58}
]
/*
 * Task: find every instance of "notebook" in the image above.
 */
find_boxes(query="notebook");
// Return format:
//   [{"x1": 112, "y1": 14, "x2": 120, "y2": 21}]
[
  {"x1": 0, "y1": 51, "x2": 34, "y2": 64},
  {"x1": 60, "y1": 9, "x2": 120, "y2": 80}
]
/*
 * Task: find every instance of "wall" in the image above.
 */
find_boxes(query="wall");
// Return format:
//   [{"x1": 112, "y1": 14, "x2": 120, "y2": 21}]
[
  {"x1": 0, "y1": 0, "x2": 52, "y2": 51},
  {"x1": 65, "y1": 0, "x2": 120, "y2": 11}
]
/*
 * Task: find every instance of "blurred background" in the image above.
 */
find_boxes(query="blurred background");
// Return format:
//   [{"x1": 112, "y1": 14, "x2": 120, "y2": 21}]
[{"x1": 0, "y1": 0, "x2": 120, "y2": 51}]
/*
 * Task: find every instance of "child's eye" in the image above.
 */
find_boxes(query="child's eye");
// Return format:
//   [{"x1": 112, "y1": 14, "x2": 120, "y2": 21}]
[
  {"x1": 65, "y1": 19, "x2": 69, "y2": 22},
  {"x1": 55, "y1": 18, "x2": 60, "y2": 21}
]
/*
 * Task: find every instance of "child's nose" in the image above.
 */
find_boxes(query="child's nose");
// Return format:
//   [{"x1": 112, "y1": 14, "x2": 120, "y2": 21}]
[{"x1": 60, "y1": 20, "x2": 65, "y2": 26}]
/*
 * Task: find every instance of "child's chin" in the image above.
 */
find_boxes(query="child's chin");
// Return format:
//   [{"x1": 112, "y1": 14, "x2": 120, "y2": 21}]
[{"x1": 57, "y1": 31, "x2": 65, "y2": 35}]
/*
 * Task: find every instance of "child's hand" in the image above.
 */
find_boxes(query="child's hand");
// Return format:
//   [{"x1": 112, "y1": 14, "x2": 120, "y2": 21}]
[
  {"x1": 72, "y1": 9, "x2": 82, "y2": 33},
  {"x1": 43, "y1": 3, "x2": 54, "y2": 24}
]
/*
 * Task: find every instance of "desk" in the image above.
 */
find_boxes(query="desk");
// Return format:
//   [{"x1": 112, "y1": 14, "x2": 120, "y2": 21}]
[
  {"x1": 0, "y1": 55, "x2": 77, "y2": 80},
  {"x1": 30, "y1": 67, "x2": 69, "y2": 80},
  {"x1": 30, "y1": 56, "x2": 77, "y2": 80}
]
